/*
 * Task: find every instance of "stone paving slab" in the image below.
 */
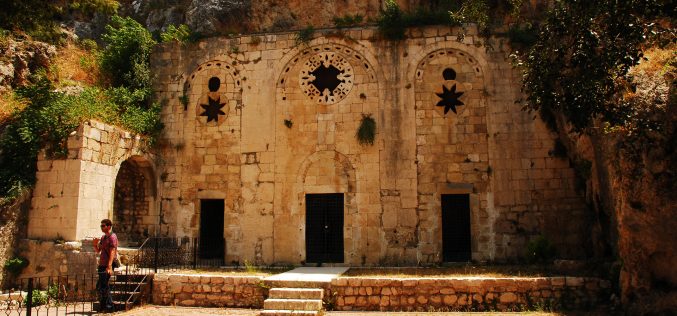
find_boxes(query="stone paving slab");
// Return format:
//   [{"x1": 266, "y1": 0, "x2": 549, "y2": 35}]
[{"x1": 264, "y1": 267, "x2": 349, "y2": 283}]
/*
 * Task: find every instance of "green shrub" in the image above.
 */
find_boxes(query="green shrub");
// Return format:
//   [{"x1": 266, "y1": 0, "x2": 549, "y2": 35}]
[
  {"x1": 377, "y1": 0, "x2": 466, "y2": 41},
  {"x1": 507, "y1": 23, "x2": 538, "y2": 47},
  {"x1": 295, "y1": 25, "x2": 315, "y2": 46},
  {"x1": 333, "y1": 14, "x2": 364, "y2": 28},
  {"x1": 526, "y1": 235, "x2": 556, "y2": 264},
  {"x1": 356, "y1": 114, "x2": 376, "y2": 146},
  {"x1": 68, "y1": 0, "x2": 119, "y2": 16},
  {"x1": 23, "y1": 290, "x2": 48, "y2": 306},
  {"x1": 4, "y1": 257, "x2": 29, "y2": 275},
  {"x1": 377, "y1": 0, "x2": 406, "y2": 40},
  {"x1": 449, "y1": 0, "x2": 490, "y2": 31},
  {"x1": 21, "y1": 284, "x2": 60, "y2": 306},
  {"x1": 160, "y1": 24, "x2": 192, "y2": 44},
  {"x1": 517, "y1": 0, "x2": 674, "y2": 132},
  {"x1": 99, "y1": 15, "x2": 156, "y2": 94}
]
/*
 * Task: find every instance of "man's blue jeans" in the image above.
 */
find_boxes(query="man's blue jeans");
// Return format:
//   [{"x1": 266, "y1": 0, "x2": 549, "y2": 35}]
[{"x1": 96, "y1": 266, "x2": 113, "y2": 311}]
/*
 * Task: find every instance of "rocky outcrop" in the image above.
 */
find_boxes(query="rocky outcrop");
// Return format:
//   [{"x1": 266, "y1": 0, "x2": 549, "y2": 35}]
[
  {"x1": 0, "y1": 190, "x2": 30, "y2": 288},
  {"x1": 555, "y1": 47, "x2": 677, "y2": 313},
  {"x1": 117, "y1": 0, "x2": 382, "y2": 34},
  {"x1": 0, "y1": 38, "x2": 56, "y2": 92}
]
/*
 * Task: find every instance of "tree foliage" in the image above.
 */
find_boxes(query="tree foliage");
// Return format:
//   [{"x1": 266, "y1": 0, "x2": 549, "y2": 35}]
[
  {"x1": 99, "y1": 15, "x2": 156, "y2": 96},
  {"x1": 0, "y1": 15, "x2": 163, "y2": 202},
  {"x1": 517, "y1": 0, "x2": 675, "y2": 132}
]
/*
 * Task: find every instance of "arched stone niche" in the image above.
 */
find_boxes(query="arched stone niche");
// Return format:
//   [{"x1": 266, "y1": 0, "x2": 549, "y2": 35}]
[
  {"x1": 273, "y1": 43, "x2": 382, "y2": 265},
  {"x1": 113, "y1": 155, "x2": 157, "y2": 246},
  {"x1": 413, "y1": 47, "x2": 490, "y2": 263},
  {"x1": 184, "y1": 59, "x2": 242, "y2": 127}
]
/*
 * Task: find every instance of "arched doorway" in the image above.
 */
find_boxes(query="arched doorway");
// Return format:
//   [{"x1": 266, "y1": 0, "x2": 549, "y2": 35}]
[{"x1": 113, "y1": 156, "x2": 156, "y2": 246}]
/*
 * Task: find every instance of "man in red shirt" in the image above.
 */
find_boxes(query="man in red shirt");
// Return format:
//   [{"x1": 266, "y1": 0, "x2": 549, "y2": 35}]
[{"x1": 93, "y1": 219, "x2": 118, "y2": 312}]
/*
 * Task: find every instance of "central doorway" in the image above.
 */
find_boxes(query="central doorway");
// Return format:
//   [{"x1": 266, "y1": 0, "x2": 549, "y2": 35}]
[
  {"x1": 199, "y1": 199, "x2": 225, "y2": 260},
  {"x1": 305, "y1": 193, "x2": 344, "y2": 263},
  {"x1": 441, "y1": 194, "x2": 471, "y2": 262}
]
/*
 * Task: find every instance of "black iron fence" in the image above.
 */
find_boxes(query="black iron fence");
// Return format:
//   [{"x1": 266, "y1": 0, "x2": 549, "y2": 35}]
[
  {"x1": 0, "y1": 274, "x2": 99, "y2": 316},
  {"x1": 125, "y1": 237, "x2": 226, "y2": 274},
  {"x1": 0, "y1": 237, "x2": 225, "y2": 315}
]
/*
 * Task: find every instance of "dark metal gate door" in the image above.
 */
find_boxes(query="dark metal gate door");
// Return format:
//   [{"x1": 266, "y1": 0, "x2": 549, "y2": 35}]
[
  {"x1": 441, "y1": 194, "x2": 471, "y2": 262},
  {"x1": 199, "y1": 199, "x2": 225, "y2": 260},
  {"x1": 306, "y1": 193, "x2": 344, "y2": 263}
]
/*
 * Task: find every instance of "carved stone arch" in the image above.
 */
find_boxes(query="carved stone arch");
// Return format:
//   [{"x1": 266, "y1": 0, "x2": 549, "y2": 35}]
[
  {"x1": 112, "y1": 154, "x2": 159, "y2": 246},
  {"x1": 276, "y1": 42, "x2": 378, "y2": 105},
  {"x1": 274, "y1": 40, "x2": 381, "y2": 90},
  {"x1": 407, "y1": 42, "x2": 490, "y2": 82},
  {"x1": 183, "y1": 58, "x2": 243, "y2": 125},
  {"x1": 295, "y1": 150, "x2": 357, "y2": 194},
  {"x1": 292, "y1": 150, "x2": 358, "y2": 264}
]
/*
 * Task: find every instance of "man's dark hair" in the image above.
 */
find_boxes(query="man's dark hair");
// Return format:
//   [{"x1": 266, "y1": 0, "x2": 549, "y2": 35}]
[{"x1": 101, "y1": 219, "x2": 112, "y2": 226}]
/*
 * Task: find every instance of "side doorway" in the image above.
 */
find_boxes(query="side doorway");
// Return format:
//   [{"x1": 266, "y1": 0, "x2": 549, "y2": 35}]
[
  {"x1": 199, "y1": 199, "x2": 225, "y2": 261},
  {"x1": 441, "y1": 194, "x2": 471, "y2": 262},
  {"x1": 305, "y1": 193, "x2": 344, "y2": 264}
]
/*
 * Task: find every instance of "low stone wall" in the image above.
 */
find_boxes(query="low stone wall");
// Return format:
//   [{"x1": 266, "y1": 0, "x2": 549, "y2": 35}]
[
  {"x1": 17, "y1": 239, "x2": 98, "y2": 278},
  {"x1": 152, "y1": 273, "x2": 267, "y2": 308},
  {"x1": 330, "y1": 277, "x2": 611, "y2": 312}
]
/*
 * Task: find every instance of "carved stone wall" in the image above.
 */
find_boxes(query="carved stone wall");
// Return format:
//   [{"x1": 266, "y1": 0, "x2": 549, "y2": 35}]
[{"x1": 151, "y1": 25, "x2": 589, "y2": 265}]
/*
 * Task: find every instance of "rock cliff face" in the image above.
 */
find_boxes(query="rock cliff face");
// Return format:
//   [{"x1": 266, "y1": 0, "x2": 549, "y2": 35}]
[
  {"x1": 558, "y1": 49, "x2": 677, "y2": 313},
  {"x1": 118, "y1": 0, "x2": 382, "y2": 34},
  {"x1": 0, "y1": 38, "x2": 56, "y2": 92}
]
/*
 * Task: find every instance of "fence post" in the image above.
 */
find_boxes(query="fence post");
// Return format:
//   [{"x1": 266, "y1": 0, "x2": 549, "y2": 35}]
[
  {"x1": 26, "y1": 278, "x2": 33, "y2": 316},
  {"x1": 222, "y1": 237, "x2": 226, "y2": 266},
  {"x1": 153, "y1": 237, "x2": 159, "y2": 273},
  {"x1": 192, "y1": 238, "x2": 198, "y2": 269}
]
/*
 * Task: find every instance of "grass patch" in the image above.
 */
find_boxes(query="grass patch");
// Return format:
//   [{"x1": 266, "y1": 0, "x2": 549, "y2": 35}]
[
  {"x1": 165, "y1": 266, "x2": 292, "y2": 276},
  {"x1": 52, "y1": 42, "x2": 100, "y2": 87},
  {"x1": 344, "y1": 264, "x2": 602, "y2": 278}
]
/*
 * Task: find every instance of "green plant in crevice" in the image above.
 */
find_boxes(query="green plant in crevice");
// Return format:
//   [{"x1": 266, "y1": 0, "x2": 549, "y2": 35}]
[
  {"x1": 243, "y1": 260, "x2": 259, "y2": 274},
  {"x1": 356, "y1": 114, "x2": 376, "y2": 146},
  {"x1": 525, "y1": 235, "x2": 556, "y2": 264},
  {"x1": 4, "y1": 256, "x2": 29, "y2": 275},
  {"x1": 179, "y1": 94, "x2": 189, "y2": 109},
  {"x1": 295, "y1": 25, "x2": 315, "y2": 46},
  {"x1": 160, "y1": 24, "x2": 192, "y2": 44},
  {"x1": 333, "y1": 14, "x2": 364, "y2": 28},
  {"x1": 377, "y1": 0, "x2": 406, "y2": 41}
]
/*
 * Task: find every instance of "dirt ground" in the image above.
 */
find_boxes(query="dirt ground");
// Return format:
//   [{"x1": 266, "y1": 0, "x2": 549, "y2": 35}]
[{"x1": 115, "y1": 305, "x2": 573, "y2": 316}]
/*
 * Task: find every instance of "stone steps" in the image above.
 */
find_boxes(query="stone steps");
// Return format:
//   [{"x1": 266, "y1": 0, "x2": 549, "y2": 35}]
[
  {"x1": 261, "y1": 287, "x2": 324, "y2": 316},
  {"x1": 263, "y1": 298, "x2": 323, "y2": 310},
  {"x1": 259, "y1": 310, "x2": 320, "y2": 316},
  {"x1": 269, "y1": 288, "x2": 323, "y2": 300}
]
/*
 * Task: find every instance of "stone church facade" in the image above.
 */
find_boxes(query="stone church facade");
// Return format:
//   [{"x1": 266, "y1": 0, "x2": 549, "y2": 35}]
[{"x1": 27, "y1": 26, "x2": 588, "y2": 266}]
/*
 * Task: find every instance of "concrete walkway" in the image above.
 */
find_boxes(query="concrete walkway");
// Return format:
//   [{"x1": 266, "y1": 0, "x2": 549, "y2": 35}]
[{"x1": 263, "y1": 267, "x2": 349, "y2": 283}]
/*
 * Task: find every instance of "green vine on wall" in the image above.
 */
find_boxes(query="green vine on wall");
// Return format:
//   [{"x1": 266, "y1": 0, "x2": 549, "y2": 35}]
[{"x1": 356, "y1": 114, "x2": 376, "y2": 146}]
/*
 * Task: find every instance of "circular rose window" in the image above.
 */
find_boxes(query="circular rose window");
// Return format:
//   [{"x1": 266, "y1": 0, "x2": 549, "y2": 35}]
[{"x1": 299, "y1": 52, "x2": 354, "y2": 104}]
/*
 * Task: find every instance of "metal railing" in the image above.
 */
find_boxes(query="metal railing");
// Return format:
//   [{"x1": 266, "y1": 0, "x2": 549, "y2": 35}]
[
  {"x1": 0, "y1": 273, "x2": 99, "y2": 316},
  {"x1": 125, "y1": 237, "x2": 226, "y2": 274}
]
